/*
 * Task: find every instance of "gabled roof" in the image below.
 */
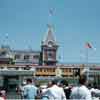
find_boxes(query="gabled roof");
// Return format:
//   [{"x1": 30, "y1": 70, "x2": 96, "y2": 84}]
[{"x1": 42, "y1": 24, "x2": 57, "y2": 46}]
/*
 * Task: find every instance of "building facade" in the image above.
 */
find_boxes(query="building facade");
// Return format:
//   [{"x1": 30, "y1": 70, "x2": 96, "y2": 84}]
[
  {"x1": 0, "y1": 25, "x2": 58, "y2": 66},
  {"x1": 0, "y1": 26, "x2": 100, "y2": 90},
  {"x1": 0, "y1": 25, "x2": 59, "y2": 91}
]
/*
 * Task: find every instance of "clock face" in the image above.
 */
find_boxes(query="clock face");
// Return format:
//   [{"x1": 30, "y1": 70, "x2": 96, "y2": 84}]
[{"x1": 48, "y1": 41, "x2": 53, "y2": 47}]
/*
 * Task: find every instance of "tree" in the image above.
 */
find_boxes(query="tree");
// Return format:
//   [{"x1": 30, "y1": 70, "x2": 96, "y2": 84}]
[{"x1": 9, "y1": 58, "x2": 15, "y2": 64}]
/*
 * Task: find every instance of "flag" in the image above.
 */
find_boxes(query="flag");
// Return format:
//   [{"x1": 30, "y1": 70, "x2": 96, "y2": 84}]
[
  {"x1": 85, "y1": 42, "x2": 92, "y2": 48},
  {"x1": 85, "y1": 42, "x2": 96, "y2": 51}
]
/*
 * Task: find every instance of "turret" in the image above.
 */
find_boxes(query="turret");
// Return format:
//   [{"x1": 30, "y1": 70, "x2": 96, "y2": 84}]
[{"x1": 41, "y1": 25, "x2": 58, "y2": 65}]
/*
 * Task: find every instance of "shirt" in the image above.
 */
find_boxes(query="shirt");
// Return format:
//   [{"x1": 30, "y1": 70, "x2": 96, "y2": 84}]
[
  {"x1": 23, "y1": 84, "x2": 38, "y2": 100},
  {"x1": 70, "y1": 85, "x2": 92, "y2": 100},
  {"x1": 42, "y1": 85, "x2": 66, "y2": 100}
]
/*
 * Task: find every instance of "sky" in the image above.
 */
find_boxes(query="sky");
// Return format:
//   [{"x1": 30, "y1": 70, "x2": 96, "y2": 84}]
[{"x1": 0, "y1": 0, "x2": 100, "y2": 63}]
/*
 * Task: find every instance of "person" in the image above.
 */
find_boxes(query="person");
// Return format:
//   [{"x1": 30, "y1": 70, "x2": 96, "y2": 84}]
[
  {"x1": 17, "y1": 81, "x2": 26, "y2": 99},
  {"x1": 0, "y1": 92, "x2": 5, "y2": 100},
  {"x1": 60, "y1": 79, "x2": 72, "y2": 99},
  {"x1": 47, "y1": 81, "x2": 52, "y2": 88},
  {"x1": 23, "y1": 78, "x2": 38, "y2": 100},
  {"x1": 70, "y1": 75, "x2": 92, "y2": 100},
  {"x1": 42, "y1": 79, "x2": 66, "y2": 100},
  {"x1": 90, "y1": 87, "x2": 100, "y2": 99}
]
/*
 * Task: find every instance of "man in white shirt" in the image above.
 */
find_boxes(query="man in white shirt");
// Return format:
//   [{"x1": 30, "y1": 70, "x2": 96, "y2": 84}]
[
  {"x1": 42, "y1": 79, "x2": 66, "y2": 100},
  {"x1": 70, "y1": 75, "x2": 92, "y2": 100}
]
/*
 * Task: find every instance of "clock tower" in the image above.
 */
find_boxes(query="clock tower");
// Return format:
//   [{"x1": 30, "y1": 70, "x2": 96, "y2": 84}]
[{"x1": 41, "y1": 25, "x2": 58, "y2": 65}]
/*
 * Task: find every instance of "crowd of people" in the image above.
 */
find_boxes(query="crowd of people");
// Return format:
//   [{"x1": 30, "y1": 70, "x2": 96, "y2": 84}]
[
  {"x1": 0, "y1": 75, "x2": 100, "y2": 100},
  {"x1": 15, "y1": 75, "x2": 100, "y2": 100}
]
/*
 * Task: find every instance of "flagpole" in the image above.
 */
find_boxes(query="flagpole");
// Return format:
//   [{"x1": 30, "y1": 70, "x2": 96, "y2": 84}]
[
  {"x1": 86, "y1": 43, "x2": 90, "y2": 81},
  {"x1": 86, "y1": 47, "x2": 88, "y2": 80}
]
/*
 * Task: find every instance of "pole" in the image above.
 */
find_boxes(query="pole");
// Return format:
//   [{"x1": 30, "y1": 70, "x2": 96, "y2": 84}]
[{"x1": 86, "y1": 47, "x2": 89, "y2": 81}]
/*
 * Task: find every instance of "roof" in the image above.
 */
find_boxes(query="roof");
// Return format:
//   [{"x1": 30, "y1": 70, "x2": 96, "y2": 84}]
[
  {"x1": 42, "y1": 24, "x2": 57, "y2": 46},
  {"x1": 11, "y1": 50, "x2": 40, "y2": 54}
]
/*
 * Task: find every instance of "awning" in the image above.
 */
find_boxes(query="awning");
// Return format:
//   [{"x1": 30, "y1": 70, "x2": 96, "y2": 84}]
[{"x1": 0, "y1": 70, "x2": 35, "y2": 76}]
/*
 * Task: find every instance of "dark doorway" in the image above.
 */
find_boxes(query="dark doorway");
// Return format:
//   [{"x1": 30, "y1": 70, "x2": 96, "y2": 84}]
[
  {"x1": 3, "y1": 76, "x2": 8, "y2": 91},
  {"x1": 3, "y1": 76, "x2": 19, "y2": 92}
]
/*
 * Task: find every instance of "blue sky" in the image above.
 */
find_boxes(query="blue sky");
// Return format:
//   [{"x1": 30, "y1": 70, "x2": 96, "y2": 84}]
[{"x1": 0, "y1": 0, "x2": 100, "y2": 63}]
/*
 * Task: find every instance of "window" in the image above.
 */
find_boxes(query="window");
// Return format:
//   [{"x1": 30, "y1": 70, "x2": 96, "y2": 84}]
[
  {"x1": 33, "y1": 55, "x2": 39, "y2": 59},
  {"x1": 62, "y1": 69, "x2": 65, "y2": 72},
  {"x1": 48, "y1": 53, "x2": 52, "y2": 58},
  {"x1": 24, "y1": 55, "x2": 30, "y2": 60},
  {"x1": 43, "y1": 69, "x2": 47, "y2": 72},
  {"x1": 69, "y1": 68, "x2": 71, "y2": 72},
  {"x1": 38, "y1": 68, "x2": 42, "y2": 72},
  {"x1": 52, "y1": 68, "x2": 55, "y2": 72},
  {"x1": 15, "y1": 54, "x2": 21, "y2": 59},
  {"x1": 0, "y1": 51, "x2": 6, "y2": 55}
]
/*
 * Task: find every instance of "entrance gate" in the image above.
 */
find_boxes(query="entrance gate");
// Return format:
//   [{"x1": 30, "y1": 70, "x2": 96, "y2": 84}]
[
  {"x1": 0, "y1": 70, "x2": 35, "y2": 91},
  {"x1": 3, "y1": 76, "x2": 18, "y2": 92}
]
